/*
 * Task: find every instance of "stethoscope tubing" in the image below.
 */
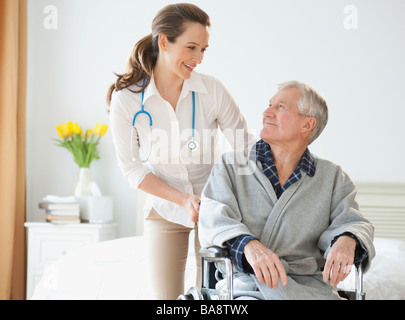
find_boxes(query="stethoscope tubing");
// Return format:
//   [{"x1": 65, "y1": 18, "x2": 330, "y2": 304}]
[
  {"x1": 132, "y1": 79, "x2": 152, "y2": 127},
  {"x1": 191, "y1": 91, "x2": 196, "y2": 139},
  {"x1": 131, "y1": 78, "x2": 197, "y2": 162}
]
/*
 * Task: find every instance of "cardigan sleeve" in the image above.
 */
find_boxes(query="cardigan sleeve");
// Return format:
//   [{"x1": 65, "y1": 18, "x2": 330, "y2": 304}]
[
  {"x1": 317, "y1": 168, "x2": 375, "y2": 272},
  {"x1": 198, "y1": 154, "x2": 255, "y2": 249}
]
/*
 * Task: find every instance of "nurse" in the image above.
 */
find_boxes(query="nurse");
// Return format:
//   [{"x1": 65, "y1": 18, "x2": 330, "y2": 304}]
[{"x1": 106, "y1": 3, "x2": 255, "y2": 300}]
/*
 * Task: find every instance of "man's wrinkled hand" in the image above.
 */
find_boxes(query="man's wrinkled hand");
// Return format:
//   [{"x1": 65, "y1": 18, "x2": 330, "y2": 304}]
[
  {"x1": 244, "y1": 239, "x2": 287, "y2": 289},
  {"x1": 322, "y1": 235, "x2": 357, "y2": 286}
]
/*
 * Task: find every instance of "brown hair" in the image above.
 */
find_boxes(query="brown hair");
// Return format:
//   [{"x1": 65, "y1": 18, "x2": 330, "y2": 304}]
[{"x1": 106, "y1": 3, "x2": 210, "y2": 109}]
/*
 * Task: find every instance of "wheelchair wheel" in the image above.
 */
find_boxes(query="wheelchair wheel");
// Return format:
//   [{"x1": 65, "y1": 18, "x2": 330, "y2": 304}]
[{"x1": 177, "y1": 286, "x2": 204, "y2": 300}]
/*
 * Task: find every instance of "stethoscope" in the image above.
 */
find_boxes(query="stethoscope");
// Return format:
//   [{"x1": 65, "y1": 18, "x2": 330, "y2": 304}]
[{"x1": 131, "y1": 78, "x2": 198, "y2": 162}]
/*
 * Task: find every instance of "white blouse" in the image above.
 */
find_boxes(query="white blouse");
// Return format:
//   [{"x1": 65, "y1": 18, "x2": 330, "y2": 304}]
[{"x1": 109, "y1": 71, "x2": 256, "y2": 228}]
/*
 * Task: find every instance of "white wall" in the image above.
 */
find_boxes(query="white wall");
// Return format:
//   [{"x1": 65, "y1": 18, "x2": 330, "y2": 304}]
[{"x1": 26, "y1": 0, "x2": 405, "y2": 237}]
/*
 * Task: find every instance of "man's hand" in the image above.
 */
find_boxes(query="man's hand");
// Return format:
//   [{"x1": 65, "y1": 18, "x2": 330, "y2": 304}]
[
  {"x1": 243, "y1": 239, "x2": 287, "y2": 289},
  {"x1": 322, "y1": 235, "x2": 357, "y2": 286}
]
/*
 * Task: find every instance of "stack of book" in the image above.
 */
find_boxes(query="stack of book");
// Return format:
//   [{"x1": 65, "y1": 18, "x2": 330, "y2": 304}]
[{"x1": 39, "y1": 195, "x2": 81, "y2": 224}]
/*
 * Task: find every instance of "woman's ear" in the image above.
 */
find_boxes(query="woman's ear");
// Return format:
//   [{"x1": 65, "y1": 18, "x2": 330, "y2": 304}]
[{"x1": 158, "y1": 33, "x2": 168, "y2": 51}]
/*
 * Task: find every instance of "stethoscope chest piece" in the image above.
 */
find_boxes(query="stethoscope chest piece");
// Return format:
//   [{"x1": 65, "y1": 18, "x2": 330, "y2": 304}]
[{"x1": 186, "y1": 137, "x2": 199, "y2": 152}]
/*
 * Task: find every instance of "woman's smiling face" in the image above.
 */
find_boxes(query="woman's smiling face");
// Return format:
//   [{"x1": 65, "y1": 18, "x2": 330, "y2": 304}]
[{"x1": 159, "y1": 22, "x2": 210, "y2": 80}]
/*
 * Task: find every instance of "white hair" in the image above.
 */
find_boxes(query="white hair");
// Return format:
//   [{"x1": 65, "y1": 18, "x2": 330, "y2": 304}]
[{"x1": 277, "y1": 80, "x2": 328, "y2": 144}]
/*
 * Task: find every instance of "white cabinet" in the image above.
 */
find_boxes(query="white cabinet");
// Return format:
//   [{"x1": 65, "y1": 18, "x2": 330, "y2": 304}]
[{"x1": 24, "y1": 222, "x2": 117, "y2": 299}]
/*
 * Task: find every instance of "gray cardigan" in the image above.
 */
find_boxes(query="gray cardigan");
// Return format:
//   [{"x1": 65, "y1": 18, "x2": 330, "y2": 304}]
[{"x1": 199, "y1": 150, "x2": 375, "y2": 300}]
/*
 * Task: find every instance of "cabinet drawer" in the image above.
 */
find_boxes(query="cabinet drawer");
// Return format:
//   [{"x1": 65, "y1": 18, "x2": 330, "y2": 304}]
[{"x1": 39, "y1": 234, "x2": 93, "y2": 264}]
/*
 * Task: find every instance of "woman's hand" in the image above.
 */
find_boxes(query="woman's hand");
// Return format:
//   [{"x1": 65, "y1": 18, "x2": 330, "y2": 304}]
[
  {"x1": 139, "y1": 174, "x2": 201, "y2": 223},
  {"x1": 181, "y1": 194, "x2": 201, "y2": 223},
  {"x1": 322, "y1": 235, "x2": 357, "y2": 286},
  {"x1": 243, "y1": 239, "x2": 287, "y2": 289}
]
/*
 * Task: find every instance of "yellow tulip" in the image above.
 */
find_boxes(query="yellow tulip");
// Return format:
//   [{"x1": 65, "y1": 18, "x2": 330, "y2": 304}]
[
  {"x1": 62, "y1": 121, "x2": 74, "y2": 138},
  {"x1": 94, "y1": 123, "x2": 108, "y2": 136},
  {"x1": 56, "y1": 124, "x2": 64, "y2": 139},
  {"x1": 100, "y1": 124, "x2": 108, "y2": 136},
  {"x1": 72, "y1": 123, "x2": 81, "y2": 135},
  {"x1": 93, "y1": 123, "x2": 101, "y2": 135},
  {"x1": 87, "y1": 129, "x2": 93, "y2": 137}
]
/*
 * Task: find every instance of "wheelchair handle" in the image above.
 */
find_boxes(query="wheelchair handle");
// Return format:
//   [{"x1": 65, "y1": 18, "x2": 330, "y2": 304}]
[{"x1": 199, "y1": 246, "x2": 231, "y2": 259}]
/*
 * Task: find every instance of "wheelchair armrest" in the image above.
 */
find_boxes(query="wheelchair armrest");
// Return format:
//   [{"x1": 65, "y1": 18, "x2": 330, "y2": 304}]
[
  {"x1": 200, "y1": 246, "x2": 234, "y2": 300},
  {"x1": 355, "y1": 264, "x2": 365, "y2": 300},
  {"x1": 199, "y1": 246, "x2": 231, "y2": 259},
  {"x1": 338, "y1": 264, "x2": 365, "y2": 300}
]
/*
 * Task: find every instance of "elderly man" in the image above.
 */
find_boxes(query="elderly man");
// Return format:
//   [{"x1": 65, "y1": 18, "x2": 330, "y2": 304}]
[{"x1": 199, "y1": 81, "x2": 375, "y2": 300}]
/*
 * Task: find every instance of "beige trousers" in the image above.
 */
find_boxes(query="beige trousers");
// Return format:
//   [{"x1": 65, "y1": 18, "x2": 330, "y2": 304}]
[{"x1": 144, "y1": 208, "x2": 202, "y2": 300}]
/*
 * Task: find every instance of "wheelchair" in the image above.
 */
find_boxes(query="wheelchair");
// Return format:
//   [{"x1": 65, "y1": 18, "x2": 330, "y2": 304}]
[{"x1": 178, "y1": 246, "x2": 365, "y2": 300}]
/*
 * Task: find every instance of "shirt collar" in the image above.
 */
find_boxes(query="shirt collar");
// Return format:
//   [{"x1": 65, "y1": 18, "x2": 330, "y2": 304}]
[
  {"x1": 142, "y1": 74, "x2": 159, "y2": 104},
  {"x1": 182, "y1": 71, "x2": 208, "y2": 94},
  {"x1": 143, "y1": 71, "x2": 208, "y2": 104},
  {"x1": 250, "y1": 139, "x2": 316, "y2": 177}
]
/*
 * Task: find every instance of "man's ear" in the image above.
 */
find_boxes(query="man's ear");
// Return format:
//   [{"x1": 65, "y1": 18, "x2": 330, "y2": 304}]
[
  {"x1": 301, "y1": 116, "x2": 317, "y2": 133},
  {"x1": 158, "y1": 33, "x2": 168, "y2": 51}
]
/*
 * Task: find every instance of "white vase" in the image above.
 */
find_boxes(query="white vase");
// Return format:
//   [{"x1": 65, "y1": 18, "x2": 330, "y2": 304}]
[{"x1": 71, "y1": 167, "x2": 102, "y2": 197}]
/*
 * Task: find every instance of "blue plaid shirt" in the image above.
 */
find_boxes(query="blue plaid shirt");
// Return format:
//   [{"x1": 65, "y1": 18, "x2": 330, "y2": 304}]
[
  {"x1": 253, "y1": 139, "x2": 316, "y2": 198},
  {"x1": 227, "y1": 140, "x2": 366, "y2": 273}
]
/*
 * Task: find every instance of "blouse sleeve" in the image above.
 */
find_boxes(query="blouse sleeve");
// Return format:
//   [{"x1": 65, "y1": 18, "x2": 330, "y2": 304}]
[
  {"x1": 109, "y1": 91, "x2": 152, "y2": 190},
  {"x1": 214, "y1": 79, "x2": 257, "y2": 151}
]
